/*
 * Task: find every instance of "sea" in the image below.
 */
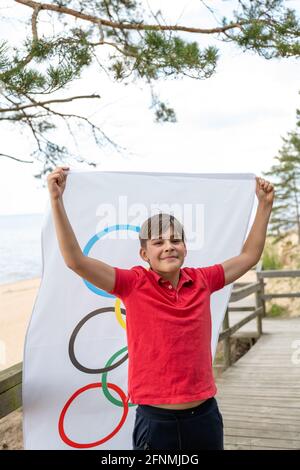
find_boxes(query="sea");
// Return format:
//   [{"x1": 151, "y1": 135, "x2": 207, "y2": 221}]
[{"x1": 0, "y1": 213, "x2": 44, "y2": 285}]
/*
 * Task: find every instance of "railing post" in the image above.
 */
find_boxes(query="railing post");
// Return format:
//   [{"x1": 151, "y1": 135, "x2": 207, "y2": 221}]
[
  {"x1": 255, "y1": 261, "x2": 264, "y2": 338},
  {"x1": 222, "y1": 307, "x2": 231, "y2": 368},
  {"x1": 256, "y1": 261, "x2": 266, "y2": 317},
  {"x1": 255, "y1": 292, "x2": 263, "y2": 338}
]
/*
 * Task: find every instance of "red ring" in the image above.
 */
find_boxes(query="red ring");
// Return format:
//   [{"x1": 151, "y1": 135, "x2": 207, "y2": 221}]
[{"x1": 58, "y1": 382, "x2": 128, "y2": 448}]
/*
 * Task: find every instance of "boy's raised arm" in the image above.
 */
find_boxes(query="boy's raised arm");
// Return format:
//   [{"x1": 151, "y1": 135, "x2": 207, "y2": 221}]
[
  {"x1": 47, "y1": 167, "x2": 115, "y2": 293},
  {"x1": 221, "y1": 177, "x2": 275, "y2": 286}
]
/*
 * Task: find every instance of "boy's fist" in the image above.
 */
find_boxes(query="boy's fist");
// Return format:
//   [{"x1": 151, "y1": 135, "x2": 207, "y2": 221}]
[
  {"x1": 47, "y1": 166, "x2": 70, "y2": 201},
  {"x1": 255, "y1": 176, "x2": 275, "y2": 206}
]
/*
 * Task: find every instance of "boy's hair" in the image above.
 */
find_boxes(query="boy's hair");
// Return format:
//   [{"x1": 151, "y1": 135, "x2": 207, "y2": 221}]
[{"x1": 139, "y1": 213, "x2": 186, "y2": 249}]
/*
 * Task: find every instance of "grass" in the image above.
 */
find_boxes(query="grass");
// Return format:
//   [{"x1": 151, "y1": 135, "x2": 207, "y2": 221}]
[
  {"x1": 262, "y1": 245, "x2": 283, "y2": 270},
  {"x1": 267, "y1": 303, "x2": 289, "y2": 318}
]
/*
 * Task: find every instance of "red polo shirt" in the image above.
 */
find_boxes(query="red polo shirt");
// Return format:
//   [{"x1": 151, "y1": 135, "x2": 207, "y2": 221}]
[{"x1": 109, "y1": 263, "x2": 225, "y2": 405}]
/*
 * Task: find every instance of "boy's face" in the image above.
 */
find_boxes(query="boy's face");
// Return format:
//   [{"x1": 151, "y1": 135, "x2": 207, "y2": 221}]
[{"x1": 139, "y1": 227, "x2": 187, "y2": 273}]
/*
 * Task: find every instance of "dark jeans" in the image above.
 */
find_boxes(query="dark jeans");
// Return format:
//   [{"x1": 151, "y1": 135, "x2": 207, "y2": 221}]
[{"x1": 132, "y1": 397, "x2": 224, "y2": 451}]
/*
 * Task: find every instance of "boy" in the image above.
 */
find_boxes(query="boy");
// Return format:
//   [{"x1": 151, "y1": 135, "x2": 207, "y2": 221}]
[{"x1": 47, "y1": 168, "x2": 274, "y2": 450}]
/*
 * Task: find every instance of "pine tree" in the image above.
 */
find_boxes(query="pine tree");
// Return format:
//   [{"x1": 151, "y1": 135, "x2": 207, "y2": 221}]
[
  {"x1": 263, "y1": 112, "x2": 300, "y2": 244},
  {"x1": 1, "y1": 0, "x2": 300, "y2": 176}
]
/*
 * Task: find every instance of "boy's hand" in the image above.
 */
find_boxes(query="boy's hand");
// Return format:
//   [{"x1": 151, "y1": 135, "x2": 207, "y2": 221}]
[
  {"x1": 47, "y1": 166, "x2": 70, "y2": 201},
  {"x1": 255, "y1": 176, "x2": 275, "y2": 207}
]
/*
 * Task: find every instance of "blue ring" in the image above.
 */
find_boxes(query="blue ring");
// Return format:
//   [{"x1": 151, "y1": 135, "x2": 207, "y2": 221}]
[{"x1": 82, "y1": 224, "x2": 140, "y2": 297}]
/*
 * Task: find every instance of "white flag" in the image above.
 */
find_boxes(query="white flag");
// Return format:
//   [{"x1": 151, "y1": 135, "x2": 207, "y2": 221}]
[{"x1": 23, "y1": 171, "x2": 255, "y2": 449}]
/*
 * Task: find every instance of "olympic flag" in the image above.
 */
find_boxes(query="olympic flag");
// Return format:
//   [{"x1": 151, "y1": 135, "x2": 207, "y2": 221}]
[{"x1": 23, "y1": 171, "x2": 255, "y2": 449}]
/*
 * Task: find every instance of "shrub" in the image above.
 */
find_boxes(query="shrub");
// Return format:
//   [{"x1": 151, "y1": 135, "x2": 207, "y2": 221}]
[
  {"x1": 262, "y1": 246, "x2": 283, "y2": 270},
  {"x1": 267, "y1": 303, "x2": 288, "y2": 317}
]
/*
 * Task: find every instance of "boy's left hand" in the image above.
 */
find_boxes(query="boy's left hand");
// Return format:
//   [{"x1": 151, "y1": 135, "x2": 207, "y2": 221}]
[{"x1": 255, "y1": 176, "x2": 275, "y2": 206}]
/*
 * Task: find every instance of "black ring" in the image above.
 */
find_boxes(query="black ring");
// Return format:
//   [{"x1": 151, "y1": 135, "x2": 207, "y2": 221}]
[{"x1": 69, "y1": 306, "x2": 128, "y2": 374}]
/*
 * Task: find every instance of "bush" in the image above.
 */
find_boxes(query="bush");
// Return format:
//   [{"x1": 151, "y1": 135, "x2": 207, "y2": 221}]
[
  {"x1": 267, "y1": 303, "x2": 288, "y2": 317},
  {"x1": 262, "y1": 246, "x2": 283, "y2": 270}
]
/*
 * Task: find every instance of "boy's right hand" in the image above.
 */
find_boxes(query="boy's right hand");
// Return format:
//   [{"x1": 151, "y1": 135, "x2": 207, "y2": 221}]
[{"x1": 47, "y1": 166, "x2": 70, "y2": 201}]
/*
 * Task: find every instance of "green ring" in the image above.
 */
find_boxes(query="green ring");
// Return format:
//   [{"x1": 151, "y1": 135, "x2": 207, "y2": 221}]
[{"x1": 102, "y1": 346, "x2": 136, "y2": 408}]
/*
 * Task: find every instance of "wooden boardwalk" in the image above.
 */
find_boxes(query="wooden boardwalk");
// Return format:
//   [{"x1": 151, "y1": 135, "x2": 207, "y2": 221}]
[{"x1": 216, "y1": 313, "x2": 300, "y2": 450}]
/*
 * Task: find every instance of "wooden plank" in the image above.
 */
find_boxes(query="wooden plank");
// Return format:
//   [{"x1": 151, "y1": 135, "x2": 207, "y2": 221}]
[
  {"x1": 0, "y1": 384, "x2": 22, "y2": 419},
  {"x1": 262, "y1": 293, "x2": 300, "y2": 299},
  {"x1": 216, "y1": 384, "x2": 300, "y2": 390},
  {"x1": 228, "y1": 361, "x2": 299, "y2": 366},
  {"x1": 224, "y1": 435, "x2": 300, "y2": 449},
  {"x1": 218, "y1": 384, "x2": 300, "y2": 390},
  {"x1": 218, "y1": 373, "x2": 300, "y2": 379},
  {"x1": 221, "y1": 368, "x2": 299, "y2": 373},
  {"x1": 219, "y1": 370, "x2": 299, "y2": 384},
  {"x1": 223, "y1": 418, "x2": 300, "y2": 430},
  {"x1": 222, "y1": 309, "x2": 231, "y2": 368},
  {"x1": 225, "y1": 444, "x2": 291, "y2": 450},
  {"x1": 217, "y1": 405, "x2": 300, "y2": 420},
  {"x1": 229, "y1": 282, "x2": 260, "y2": 302},
  {"x1": 0, "y1": 362, "x2": 22, "y2": 419},
  {"x1": 0, "y1": 362, "x2": 22, "y2": 395},
  {"x1": 231, "y1": 331, "x2": 259, "y2": 339},
  {"x1": 224, "y1": 426, "x2": 300, "y2": 441},
  {"x1": 219, "y1": 375, "x2": 299, "y2": 381},
  {"x1": 218, "y1": 390, "x2": 300, "y2": 398},
  {"x1": 219, "y1": 308, "x2": 262, "y2": 341},
  {"x1": 260, "y1": 269, "x2": 300, "y2": 278},
  {"x1": 233, "y1": 353, "x2": 297, "y2": 357},
  {"x1": 219, "y1": 395, "x2": 300, "y2": 402},
  {"x1": 229, "y1": 362, "x2": 297, "y2": 366},
  {"x1": 233, "y1": 355, "x2": 298, "y2": 358},
  {"x1": 228, "y1": 307, "x2": 255, "y2": 312},
  {"x1": 217, "y1": 400, "x2": 300, "y2": 411},
  {"x1": 222, "y1": 414, "x2": 300, "y2": 425}
]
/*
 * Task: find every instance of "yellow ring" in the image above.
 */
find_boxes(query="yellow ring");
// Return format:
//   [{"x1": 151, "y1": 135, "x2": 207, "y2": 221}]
[
  {"x1": 114, "y1": 266, "x2": 150, "y2": 329},
  {"x1": 115, "y1": 298, "x2": 126, "y2": 329}
]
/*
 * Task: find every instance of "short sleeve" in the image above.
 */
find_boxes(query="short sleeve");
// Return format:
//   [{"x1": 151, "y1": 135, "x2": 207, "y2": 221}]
[
  {"x1": 198, "y1": 263, "x2": 225, "y2": 293},
  {"x1": 108, "y1": 266, "x2": 141, "y2": 301}
]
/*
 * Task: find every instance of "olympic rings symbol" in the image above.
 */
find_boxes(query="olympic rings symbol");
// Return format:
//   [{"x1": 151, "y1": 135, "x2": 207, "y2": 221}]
[{"x1": 58, "y1": 225, "x2": 140, "y2": 448}]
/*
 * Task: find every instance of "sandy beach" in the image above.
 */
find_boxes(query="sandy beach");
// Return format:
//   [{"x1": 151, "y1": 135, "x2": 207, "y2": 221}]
[
  {"x1": 0, "y1": 277, "x2": 41, "y2": 372},
  {"x1": 0, "y1": 277, "x2": 41, "y2": 450}
]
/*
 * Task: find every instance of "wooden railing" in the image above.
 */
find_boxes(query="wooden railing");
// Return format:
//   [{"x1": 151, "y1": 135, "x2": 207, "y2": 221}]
[
  {"x1": 219, "y1": 261, "x2": 264, "y2": 369},
  {"x1": 219, "y1": 261, "x2": 300, "y2": 369},
  {"x1": 1, "y1": 263, "x2": 299, "y2": 420},
  {"x1": 0, "y1": 361, "x2": 22, "y2": 420}
]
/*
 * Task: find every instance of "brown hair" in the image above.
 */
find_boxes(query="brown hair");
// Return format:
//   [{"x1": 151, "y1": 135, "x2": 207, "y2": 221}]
[{"x1": 139, "y1": 213, "x2": 186, "y2": 249}]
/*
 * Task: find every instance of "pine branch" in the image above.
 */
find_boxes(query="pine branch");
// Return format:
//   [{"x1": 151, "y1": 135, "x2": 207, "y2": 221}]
[
  {"x1": 0, "y1": 94, "x2": 100, "y2": 113},
  {"x1": 15, "y1": 0, "x2": 252, "y2": 35},
  {"x1": 0, "y1": 152, "x2": 33, "y2": 163}
]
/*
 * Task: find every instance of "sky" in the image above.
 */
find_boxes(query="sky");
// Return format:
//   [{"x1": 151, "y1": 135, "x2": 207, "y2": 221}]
[{"x1": 0, "y1": 0, "x2": 299, "y2": 215}]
